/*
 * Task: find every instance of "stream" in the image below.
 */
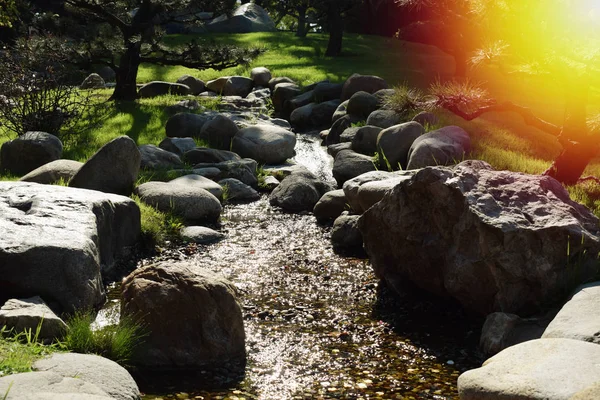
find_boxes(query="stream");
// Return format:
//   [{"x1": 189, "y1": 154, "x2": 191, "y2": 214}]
[{"x1": 99, "y1": 133, "x2": 483, "y2": 400}]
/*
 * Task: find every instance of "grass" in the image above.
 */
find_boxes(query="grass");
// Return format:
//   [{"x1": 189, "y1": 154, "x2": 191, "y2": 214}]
[
  {"x1": 0, "y1": 325, "x2": 61, "y2": 376},
  {"x1": 133, "y1": 194, "x2": 185, "y2": 245}
]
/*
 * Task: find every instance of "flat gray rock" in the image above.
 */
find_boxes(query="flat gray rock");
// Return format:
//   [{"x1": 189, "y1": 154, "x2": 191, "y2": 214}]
[
  {"x1": 543, "y1": 282, "x2": 600, "y2": 343},
  {"x1": 0, "y1": 182, "x2": 140, "y2": 312},
  {"x1": 232, "y1": 125, "x2": 296, "y2": 165},
  {"x1": 181, "y1": 226, "x2": 225, "y2": 244},
  {"x1": 33, "y1": 353, "x2": 140, "y2": 400},
  {"x1": 458, "y1": 339, "x2": 600, "y2": 400},
  {"x1": 169, "y1": 174, "x2": 223, "y2": 199},
  {"x1": 0, "y1": 297, "x2": 66, "y2": 341},
  {"x1": 20, "y1": 159, "x2": 83, "y2": 184},
  {"x1": 0, "y1": 371, "x2": 111, "y2": 399},
  {"x1": 219, "y1": 178, "x2": 260, "y2": 202}
]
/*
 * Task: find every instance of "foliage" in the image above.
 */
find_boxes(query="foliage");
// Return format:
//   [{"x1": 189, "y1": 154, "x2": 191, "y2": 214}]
[
  {"x1": 132, "y1": 194, "x2": 185, "y2": 245},
  {"x1": 0, "y1": 38, "x2": 93, "y2": 141},
  {"x1": 381, "y1": 84, "x2": 427, "y2": 117},
  {"x1": 63, "y1": 310, "x2": 147, "y2": 366},
  {"x1": 0, "y1": 324, "x2": 62, "y2": 376},
  {"x1": 0, "y1": 0, "x2": 18, "y2": 28}
]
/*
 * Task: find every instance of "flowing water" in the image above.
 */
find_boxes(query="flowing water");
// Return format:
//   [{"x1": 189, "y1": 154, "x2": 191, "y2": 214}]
[{"x1": 101, "y1": 133, "x2": 483, "y2": 400}]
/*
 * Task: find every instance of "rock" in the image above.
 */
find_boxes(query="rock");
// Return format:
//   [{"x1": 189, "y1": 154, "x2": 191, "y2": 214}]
[
  {"x1": 206, "y1": 76, "x2": 230, "y2": 93},
  {"x1": 373, "y1": 88, "x2": 396, "y2": 106},
  {"x1": 1, "y1": 131, "x2": 63, "y2": 176},
  {"x1": 185, "y1": 167, "x2": 221, "y2": 180},
  {"x1": 80, "y1": 73, "x2": 105, "y2": 90},
  {"x1": 232, "y1": 125, "x2": 296, "y2": 165},
  {"x1": 70, "y1": 136, "x2": 141, "y2": 196},
  {"x1": 351, "y1": 125, "x2": 383, "y2": 155},
  {"x1": 571, "y1": 382, "x2": 600, "y2": 400},
  {"x1": 0, "y1": 182, "x2": 140, "y2": 313},
  {"x1": 356, "y1": 174, "x2": 413, "y2": 211},
  {"x1": 121, "y1": 261, "x2": 245, "y2": 370},
  {"x1": 250, "y1": 67, "x2": 272, "y2": 86},
  {"x1": 139, "y1": 144, "x2": 183, "y2": 170},
  {"x1": 158, "y1": 137, "x2": 197, "y2": 156},
  {"x1": 176, "y1": 75, "x2": 205, "y2": 95},
  {"x1": 220, "y1": 178, "x2": 260, "y2": 202},
  {"x1": 332, "y1": 150, "x2": 377, "y2": 186},
  {"x1": 261, "y1": 175, "x2": 280, "y2": 191},
  {"x1": 183, "y1": 147, "x2": 241, "y2": 164},
  {"x1": 223, "y1": 76, "x2": 254, "y2": 97},
  {"x1": 376, "y1": 121, "x2": 424, "y2": 170},
  {"x1": 192, "y1": 159, "x2": 258, "y2": 186},
  {"x1": 0, "y1": 371, "x2": 111, "y2": 399},
  {"x1": 543, "y1": 282, "x2": 600, "y2": 344},
  {"x1": 181, "y1": 226, "x2": 225, "y2": 244},
  {"x1": 165, "y1": 99, "x2": 202, "y2": 115},
  {"x1": 412, "y1": 111, "x2": 438, "y2": 127},
  {"x1": 199, "y1": 114, "x2": 239, "y2": 150},
  {"x1": 328, "y1": 142, "x2": 353, "y2": 158},
  {"x1": 326, "y1": 114, "x2": 363, "y2": 145},
  {"x1": 272, "y1": 82, "x2": 302, "y2": 114},
  {"x1": 311, "y1": 100, "x2": 342, "y2": 127},
  {"x1": 458, "y1": 339, "x2": 600, "y2": 400},
  {"x1": 33, "y1": 353, "x2": 140, "y2": 400},
  {"x1": 20, "y1": 159, "x2": 83, "y2": 184},
  {"x1": 96, "y1": 66, "x2": 116, "y2": 83},
  {"x1": 135, "y1": 181, "x2": 221, "y2": 223},
  {"x1": 313, "y1": 189, "x2": 348, "y2": 221},
  {"x1": 332, "y1": 100, "x2": 349, "y2": 123},
  {"x1": 342, "y1": 171, "x2": 397, "y2": 214},
  {"x1": 480, "y1": 312, "x2": 552, "y2": 357},
  {"x1": 339, "y1": 126, "x2": 361, "y2": 143},
  {"x1": 290, "y1": 102, "x2": 317, "y2": 128},
  {"x1": 138, "y1": 81, "x2": 190, "y2": 98},
  {"x1": 313, "y1": 82, "x2": 344, "y2": 103},
  {"x1": 269, "y1": 170, "x2": 333, "y2": 212},
  {"x1": 341, "y1": 74, "x2": 389, "y2": 101},
  {"x1": 169, "y1": 174, "x2": 223, "y2": 199},
  {"x1": 165, "y1": 112, "x2": 211, "y2": 138},
  {"x1": 0, "y1": 296, "x2": 66, "y2": 341},
  {"x1": 367, "y1": 109, "x2": 403, "y2": 129},
  {"x1": 359, "y1": 160, "x2": 600, "y2": 315},
  {"x1": 246, "y1": 88, "x2": 271, "y2": 102},
  {"x1": 347, "y1": 91, "x2": 380, "y2": 119},
  {"x1": 285, "y1": 91, "x2": 315, "y2": 115},
  {"x1": 331, "y1": 214, "x2": 364, "y2": 254},
  {"x1": 406, "y1": 125, "x2": 471, "y2": 169},
  {"x1": 268, "y1": 76, "x2": 295, "y2": 91},
  {"x1": 206, "y1": 3, "x2": 276, "y2": 33}
]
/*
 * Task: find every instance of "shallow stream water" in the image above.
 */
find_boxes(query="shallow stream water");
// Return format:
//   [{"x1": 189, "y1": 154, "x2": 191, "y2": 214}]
[{"x1": 101, "y1": 133, "x2": 483, "y2": 400}]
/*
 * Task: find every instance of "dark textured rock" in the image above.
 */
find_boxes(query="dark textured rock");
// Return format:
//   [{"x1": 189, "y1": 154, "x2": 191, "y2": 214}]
[
  {"x1": 138, "y1": 81, "x2": 190, "y2": 98},
  {"x1": 1, "y1": 131, "x2": 63, "y2": 176},
  {"x1": 332, "y1": 100, "x2": 349, "y2": 123},
  {"x1": 331, "y1": 214, "x2": 364, "y2": 254},
  {"x1": 250, "y1": 67, "x2": 272, "y2": 86},
  {"x1": 80, "y1": 73, "x2": 105, "y2": 89},
  {"x1": 313, "y1": 189, "x2": 348, "y2": 221},
  {"x1": 412, "y1": 111, "x2": 438, "y2": 127},
  {"x1": 158, "y1": 137, "x2": 197, "y2": 156},
  {"x1": 367, "y1": 109, "x2": 403, "y2": 129},
  {"x1": 176, "y1": 75, "x2": 205, "y2": 95},
  {"x1": 341, "y1": 74, "x2": 388, "y2": 101},
  {"x1": 121, "y1": 261, "x2": 245, "y2": 370},
  {"x1": 0, "y1": 297, "x2": 66, "y2": 341},
  {"x1": 198, "y1": 114, "x2": 239, "y2": 150},
  {"x1": 351, "y1": 125, "x2": 383, "y2": 155},
  {"x1": 183, "y1": 147, "x2": 241, "y2": 165},
  {"x1": 326, "y1": 114, "x2": 364, "y2": 145},
  {"x1": 232, "y1": 125, "x2": 296, "y2": 164},
  {"x1": 406, "y1": 125, "x2": 470, "y2": 169},
  {"x1": 219, "y1": 178, "x2": 260, "y2": 202},
  {"x1": 480, "y1": 312, "x2": 553, "y2": 356},
  {"x1": 332, "y1": 150, "x2": 377, "y2": 186},
  {"x1": 272, "y1": 82, "x2": 302, "y2": 114},
  {"x1": 139, "y1": 144, "x2": 183, "y2": 170},
  {"x1": 268, "y1": 76, "x2": 295, "y2": 91},
  {"x1": 359, "y1": 161, "x2": 600, "y2": 315},
  {"x1": 342, "y1": 171, "x2": 411, "y2": 214},
  {"x1": 313, "y1": 82, "x2": 343, "y2": 103},
  {"x1": 269, "y1": 170, "x2": 334, "y2": 212},
  {"x1": 223, "y1": 76, "x2": 254, "y2": 97},
  {"x1": 311, "y1": 100, "x2": 342, "y2": 127},
  {"x1": 165, "y1": 112, "x2": 212, "y2": 138},
  {"x1": 70, "y1": 136, "x2": 140, "y2": 196},
  {"x1": 376, "y1": 121, "x2": 424, "y2": 170},
  {"x1": 192, "y1": 159, "x2": 258, "y2": 186},
  {"x1": 327, "y1": 142, "x2": 353, "y2": 158},
  {"x1": 347, "y1": 91, "x2": 380, "y2": 119},
  {"x1": 0, "y1": 182, "x2": 140, "y2": 313}
]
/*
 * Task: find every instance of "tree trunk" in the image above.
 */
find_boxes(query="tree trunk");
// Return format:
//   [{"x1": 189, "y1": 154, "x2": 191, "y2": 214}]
[
  {"x1": 110, "y1": 42, "x2": 141, "y2": 101},
  {"x1": 543, "y1": 142, "x2": 596, "y2": 185},
  {"x1": 296, "y1": 4, "x2": 308, "y2": 37},
  {"x1": 325, "y1": 2, "x2": 343, "y2": 57}
]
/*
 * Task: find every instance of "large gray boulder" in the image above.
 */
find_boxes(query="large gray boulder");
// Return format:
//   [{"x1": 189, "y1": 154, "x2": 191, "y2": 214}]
[
  {"x1": 206, "y1": 76, "x2": 229, "y2": 93},
  {"x1": 286, "y1": 91, "x2": 315, "y2": 116},
  {"x1": 311, "y1": 100, "x2": 342, "y2": 127},
  {"x1": 1, "y1": 131, "x2": 63, "y2": 176},
  {"x1": 139, "y1": 144, "x2": 183, "y2": 170},
  {"x1": 176, "y1": 75, "x2": 205, "y2": 95},
  {"x1": 332, "y1": 150, "x2": 377, "y2": 186},
  {"x1": 269, "y1": 170, "x2": 334, "y2": 212},
  {"x1": 341, "y1": 74, "x2": 388, "y2": 101},
  {"x1": 250, "y1": 67, "x2": 272, "y2": 86},
  {"x1": 480, "y1": 312, "x2": 552, "y2": 357},
  {"x1": 169, "y1": 174, "x2": 223, "y2": 199},
  {"x1": 326, "y1": 114, "x2": 363, "y2": 145},
  {"x1": 313, "y1": 82, "x2": 344, "y2": 103},
  {"x1": 458, "y1": 339, "x2": 600, "y2": 400},
  {"x1": 331, "y1": 214, "x2": 363, "y2": 254},
  {"x1": 0, "y1": 182, "x2": 140, "y2": 313},
  {"x1": 207, "y1": 3, "x2": 276, "y2": 33},
  {"x1": 342, "y1": 171, "x2": 398, "y2": 214},
  {"x1": 346, "y1": 91, "x2": 380, "y2": 119},
  {"x1": 406, "y1": 125, "x2": 471, "y2": 169},
  {"x1": 272, "y1": 82, "x2": 302, "y2": 115},
  {"x1": 359, "y1": 161, "x2": 600, "y2": 315},
  {"x1": 376, "y1": 121, "x2": 424, "y2": 170},
  {"x1": 165, "y1": 112, "x2": 211, "y2": 138},
  {"x1": 198, "y1": 114, "x2": 239, "y2": 150},
  {"x1": 289, "y1": 102, "x2": 317, "y2": 128},
  {"x1": 80, "y1": 73, "x2": 105, "y2": 90},
  {"x1": 313, "y1": 189, "x2": 348, "y2": 221},
  {"x1": 367, "y1": 109, "x2": 403, "y2": 129},
  {"x1": 121, "y1": 261, "x2": 245, "y2": 370},
  {"x1": 351, "y1": 125, "x2": 383, "y2": 155},
  {"x1": 33, "y1": 353, "x2": 140, "y2": 400},
  {"x1": 223, "y1": 76, "x2": 254, "y2": 97},
  {"x1": 138, "y1": 81, "x2": 190, "y2": 98},
  {"x1": 20, "y1": 159, "x2": 83, "y2": 184},
  {"x1": 0, "y1": 371, "x2": 112, "y2": 399},
  {"x1": 0, "y1": 296, "x2": 66, "y2": 341},
  {"x1": 268, "y1": 76, "x2": 295, "y2": 91},
  {"x1": 232, "y1": 125, "x2": 296, "y2": 164},
  {"x1": 183, "y1": 147, "x2": 241, "y2": 164},
  {"x1": 542, "y1": 282, "x2": 600, "y2": 344},
  {"x1": 219, "y1": 178, "x2": 260, "y2": 202},
  {"x1": 69, "y1": 136, "x2": 141, "y2": 196},
  {"x1": 158, "y1": 137, "x2": 197, "y2": 156},
  {"x1": 135, "y1": 181, "x2": 222, "y2": 223}
]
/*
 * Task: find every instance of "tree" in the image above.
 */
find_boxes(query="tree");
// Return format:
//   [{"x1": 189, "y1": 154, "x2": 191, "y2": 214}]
[
  {"x1": 255, "y1": 0, "x2": 314, "y2": 37},
  {"x1": 50, "y1": 0, "x2": 260, "y2": 101},
  {"x1": 316, "y1": 0, "x2": 360, "y2": 57},
  {"x1": 0, "y1": 0, "x2": 18, "y2": 28},
  {"x1": 424, "y1": 1, "x2": 600, "y2": 185}
]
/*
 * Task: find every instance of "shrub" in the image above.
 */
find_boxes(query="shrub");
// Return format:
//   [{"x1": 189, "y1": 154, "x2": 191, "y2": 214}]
[{"x1": 0, "y1": 37, "x2": 92, "y2": 142}]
